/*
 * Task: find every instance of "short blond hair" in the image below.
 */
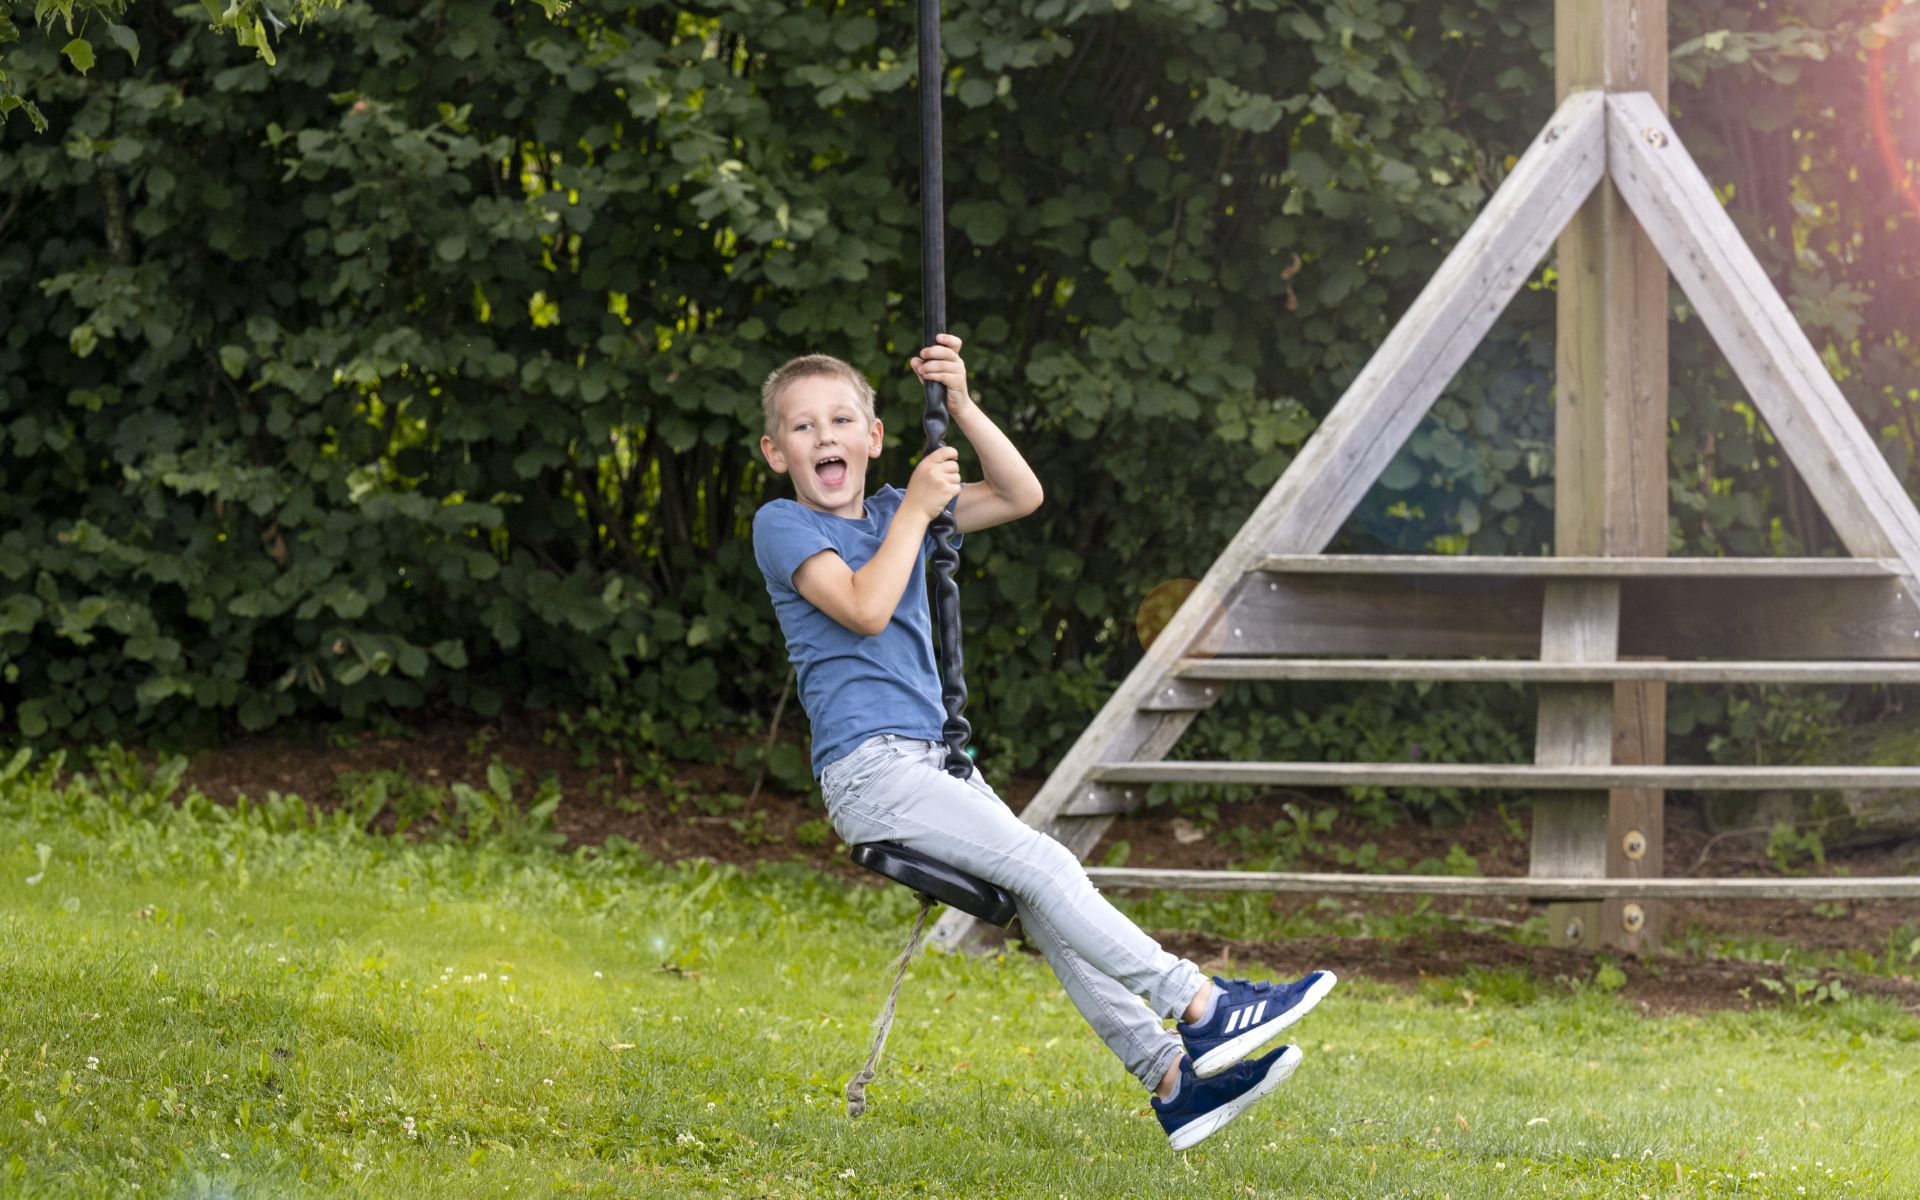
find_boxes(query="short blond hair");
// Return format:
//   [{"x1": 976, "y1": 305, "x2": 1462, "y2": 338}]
[{"x1": 760, "y1": 354, "x2": 876, "y2": 439}]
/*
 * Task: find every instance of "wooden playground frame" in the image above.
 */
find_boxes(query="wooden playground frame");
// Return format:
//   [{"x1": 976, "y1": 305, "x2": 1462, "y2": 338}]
[{"x1": 935, "y1": 0, "x2": 1920, "y2": 953}]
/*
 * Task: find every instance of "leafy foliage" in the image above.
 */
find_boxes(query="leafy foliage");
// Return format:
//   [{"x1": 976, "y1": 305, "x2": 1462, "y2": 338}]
[
  {"x1": 1, "y1": 1, "x2": 569, "y2": 131},
  {"x1": 2, "y1": 1, "x2": 1918, "y2": 786}
]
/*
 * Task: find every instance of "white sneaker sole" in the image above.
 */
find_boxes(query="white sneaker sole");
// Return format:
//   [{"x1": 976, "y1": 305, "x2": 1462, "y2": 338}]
[
  {"x1": 1167, "y1": 1044, "x2": 1304, "y2": 1151},
  {"x1": 1191, "y1": 971, "x2": 1338, "y2": 1079}
]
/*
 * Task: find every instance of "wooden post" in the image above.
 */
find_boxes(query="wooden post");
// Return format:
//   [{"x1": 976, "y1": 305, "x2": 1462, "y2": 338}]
[{"x1": 1537, "y1": 0, "x2": 1668, "y2": 952}]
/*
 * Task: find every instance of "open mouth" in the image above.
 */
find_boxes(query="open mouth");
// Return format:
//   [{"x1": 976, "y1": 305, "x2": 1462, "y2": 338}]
[{"x1": 814, "y1": 456, "x2": 848, "y2": 489}]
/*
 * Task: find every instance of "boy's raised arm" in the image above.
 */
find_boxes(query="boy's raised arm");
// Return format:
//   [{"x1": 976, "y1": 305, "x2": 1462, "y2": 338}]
[
  {"x1": 794, "y1": 448, "x2": 962, "y2": 636},
  {"x1": 911, "y1": 334, "x2": 1044, "y2": 535}
]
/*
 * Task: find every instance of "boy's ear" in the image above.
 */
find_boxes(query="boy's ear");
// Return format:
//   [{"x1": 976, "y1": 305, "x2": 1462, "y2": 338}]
[
  {"x1": 868, "y1": 417, "x2": 884, "y2": 455},
  {"x1": 760, "y1": 434, "x2": 787, "y2": 474}
]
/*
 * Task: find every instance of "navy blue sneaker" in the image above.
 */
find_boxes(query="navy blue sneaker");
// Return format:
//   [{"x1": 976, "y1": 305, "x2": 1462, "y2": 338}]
[
  {"x1": 1152, "y1": 1046, "x2": 1303, "y2": 1151},
  {"x1": 1179, "y1": 970, "x2": 1337, "y2": 1078}
]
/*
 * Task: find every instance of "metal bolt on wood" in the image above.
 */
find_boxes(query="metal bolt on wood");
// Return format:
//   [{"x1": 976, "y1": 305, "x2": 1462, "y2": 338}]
[
  {"x1": 1622, "y1": 903, "x2": 1647, "y2": 934},
  {"x1": 1623, "y1": 830, "x2": 1648, "y2": 860}
]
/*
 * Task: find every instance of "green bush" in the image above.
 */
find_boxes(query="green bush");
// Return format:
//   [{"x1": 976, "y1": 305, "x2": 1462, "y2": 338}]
[{"x1": 2, "y1": 0, "x2": 1916, "y2": 781}]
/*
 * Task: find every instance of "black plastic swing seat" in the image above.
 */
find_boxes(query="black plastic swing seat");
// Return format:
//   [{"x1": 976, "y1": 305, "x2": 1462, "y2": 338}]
[{"x1": 850, "y1": 841, "x2": 1017, "y2": 927}]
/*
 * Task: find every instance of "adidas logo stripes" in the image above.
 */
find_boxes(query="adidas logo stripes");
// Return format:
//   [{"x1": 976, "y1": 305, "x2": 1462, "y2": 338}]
[{"x1": 1222, "y1": 1000, "x2": 1267, "y2": 1033}]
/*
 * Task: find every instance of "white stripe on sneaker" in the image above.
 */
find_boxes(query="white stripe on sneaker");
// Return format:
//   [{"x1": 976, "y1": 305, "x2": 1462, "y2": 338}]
[{"x1": 1191, "y1": 971, "x2": 1340, "y2": 1079}]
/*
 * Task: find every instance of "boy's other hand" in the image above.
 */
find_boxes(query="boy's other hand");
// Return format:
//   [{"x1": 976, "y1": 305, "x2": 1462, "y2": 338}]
[
  {"x1": 910, "y1": 333, "x2": 972, "y2": 416},
  {"x1": 905, "y1": 446, "x2": 963, "y2": 521}
]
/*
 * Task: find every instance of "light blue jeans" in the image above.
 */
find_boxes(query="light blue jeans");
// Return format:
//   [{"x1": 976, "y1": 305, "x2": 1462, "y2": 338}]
[{"x1": 820, "y1": 733, "x2": 1203, "y2": 1090}]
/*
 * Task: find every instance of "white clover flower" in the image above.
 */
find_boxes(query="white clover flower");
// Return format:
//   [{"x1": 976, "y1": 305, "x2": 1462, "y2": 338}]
[{"x1": 86, "y1": 1057, "x2": 100, "y2": 1071}]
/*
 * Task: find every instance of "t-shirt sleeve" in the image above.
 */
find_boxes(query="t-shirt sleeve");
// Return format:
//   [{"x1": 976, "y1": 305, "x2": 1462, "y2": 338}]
[{"x1": 753, "y1": 503, "x2": 838, "y2": 592}]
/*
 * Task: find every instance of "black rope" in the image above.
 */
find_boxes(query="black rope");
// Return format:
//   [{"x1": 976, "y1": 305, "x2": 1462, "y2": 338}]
[
  {"x1": 842, "y1": 0, "x2": 967, "y2": 1124},
  {"x1": 918, "y1": 0, "x2": 971, "y2": 780}
]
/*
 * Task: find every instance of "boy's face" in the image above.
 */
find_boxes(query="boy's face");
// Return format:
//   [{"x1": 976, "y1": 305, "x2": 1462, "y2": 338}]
[{"x1": 759, "y1": 374, "x2": 885, "y2": 518}]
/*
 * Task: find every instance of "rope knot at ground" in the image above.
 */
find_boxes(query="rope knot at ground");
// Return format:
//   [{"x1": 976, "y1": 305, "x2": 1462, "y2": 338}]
[{"x1": 845, "y1": 896, "x2": 936, "y2": 1119}]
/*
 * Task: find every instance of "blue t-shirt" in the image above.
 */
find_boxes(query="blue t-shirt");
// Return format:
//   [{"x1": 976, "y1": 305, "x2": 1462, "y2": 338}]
[{"x1": 752, "y1": 485, "x2": 955, "y2": 777}]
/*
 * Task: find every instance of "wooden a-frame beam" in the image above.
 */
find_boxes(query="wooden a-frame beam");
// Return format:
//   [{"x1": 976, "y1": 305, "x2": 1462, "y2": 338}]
[
  {"x1": 930, "y1": 91, "x2": 1609, "y2": 948},
  {"x1": 924, "y1": 68, "x2": 1920, "y2": 953},
  {"x1": 1606, "y1": 90, "x2": 1920, "y2": 596}
]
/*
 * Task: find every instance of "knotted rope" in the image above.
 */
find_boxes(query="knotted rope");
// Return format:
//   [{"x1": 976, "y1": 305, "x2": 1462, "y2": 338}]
[{"x1": 845, "y1": 895, "x2": 936, "y2": 1118}]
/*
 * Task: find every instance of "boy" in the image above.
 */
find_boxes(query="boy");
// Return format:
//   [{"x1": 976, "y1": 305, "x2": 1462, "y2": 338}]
[{"x1": 750, "y1": 336, "x2": 1335, "y2": 1150}]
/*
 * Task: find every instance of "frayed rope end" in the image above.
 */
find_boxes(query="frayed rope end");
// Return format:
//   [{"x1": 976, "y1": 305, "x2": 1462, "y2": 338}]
[{"x1": 843, "y1": 897, "x2": 935, "y2": 1120}]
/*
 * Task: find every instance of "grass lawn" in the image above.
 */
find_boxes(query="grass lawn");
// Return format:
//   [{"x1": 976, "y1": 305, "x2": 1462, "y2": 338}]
[{"x1": 1, "y1": 749, "x2": 1916, "y2": 1198}]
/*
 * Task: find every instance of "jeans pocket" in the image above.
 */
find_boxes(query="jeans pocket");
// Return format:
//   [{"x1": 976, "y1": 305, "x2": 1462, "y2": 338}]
[
  {"x1": 824, "y1": 794, "x2": 898, "y2": 847},
  {"x1": 821, "y1": 737, "x2": 890, "y2": 803}
]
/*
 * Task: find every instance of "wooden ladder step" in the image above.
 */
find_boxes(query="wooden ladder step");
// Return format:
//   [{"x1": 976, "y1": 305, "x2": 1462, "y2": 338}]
[
  {"x1": 1173, "y1": 658, "x2": 1920, "y2": 685},
  {"x1": 1254, "y1": 554, "x2": 1902, "y2": 579},
  {"x1": 1083, "y1": 761, "x2": 1920, "y2": 791},
  {"x1": 1080, "y1": 868, "x2": 1920, "y2": 901}
]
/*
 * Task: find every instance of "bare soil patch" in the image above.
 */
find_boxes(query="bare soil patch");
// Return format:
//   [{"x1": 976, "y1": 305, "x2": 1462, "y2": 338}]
[{"x1": 173, "y1": 717, "x2": 1919, "y2": 1015}]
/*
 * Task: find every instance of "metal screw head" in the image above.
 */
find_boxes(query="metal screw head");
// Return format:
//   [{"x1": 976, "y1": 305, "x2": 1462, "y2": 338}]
[
  {"x1": 1622, "y1": 903, "x2": 1647, "y2": 934},
  {"x1": 1232, "y1": 627, "x2": 1243, "y2": 638},
  {"x1": 1564, "y1": 916, "x2": 1586, "y2": 944},
  {"x1": 1623, "y1": 830, "x2": 1648, "y2": 861},
  {"x1": 1643, "y1": 127, "x2": 1668, "y2": 147}
]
